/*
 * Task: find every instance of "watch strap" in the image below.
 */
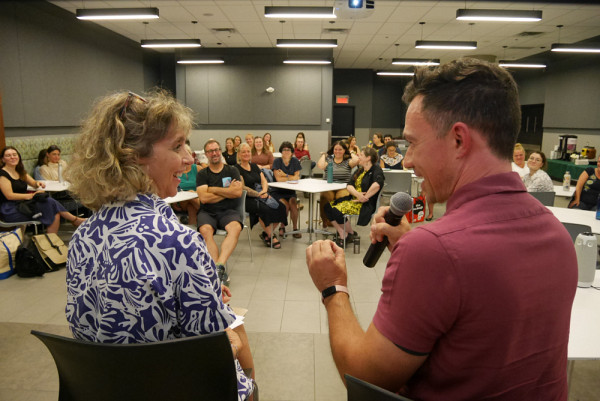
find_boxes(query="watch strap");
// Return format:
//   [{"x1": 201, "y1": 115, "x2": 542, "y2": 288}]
[{"x1": 321, "y1": 285, "x2": 349, "y2": 303}]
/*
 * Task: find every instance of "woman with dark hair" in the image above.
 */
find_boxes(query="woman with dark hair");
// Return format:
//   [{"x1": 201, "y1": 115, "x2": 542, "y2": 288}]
[
  {"x1": 569, "y1": 155, "x2": 600, "y2": 210},
  {"x1": 316, "y1": 140, "x2": 359, "y2": 227},
  {"x1": 371, "y1": 132, "x2": 385, "y2": 152},
  {"x1": 40, "y1": 144, "x2": 67, "y2": 181},
  {"x1": 233, "y1": 135, "x2": 242, "y2": 152},
  {"x1": 223, "y1": 137, "x2": 238, "y2": 166},
  {"x1": 522, "y1": 151, "x2": 553, "y2": 192},
  {"x1": 32, "y1": 149, "x2": 47, "y2": 180},
  {"x1": 236, "y1": 143, "x2": 287, "y2": 248},
  {"x1": 0, "y1": 146, "x2": 83, "y2": 233},
  {"x1": 251, "y1": 136, "x2": 274, "y2": 170},
  {"x1": 263, "y1": 132, "x2": 275, "y2": 154},
  {"x1": 380, "y1": 142, "x2": 403, "y2": 170},
  {"x1": 271, "y1": 141, "x2": 302, "y2": 238},
  {"x1": 323, "y1": 147, "x2": 384, "y2": 247}
]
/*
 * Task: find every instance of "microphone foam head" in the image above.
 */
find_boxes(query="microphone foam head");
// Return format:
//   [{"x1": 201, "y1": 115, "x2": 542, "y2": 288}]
[{"x1": 389, "y1": 192, "x2": 413, "y2": 215}]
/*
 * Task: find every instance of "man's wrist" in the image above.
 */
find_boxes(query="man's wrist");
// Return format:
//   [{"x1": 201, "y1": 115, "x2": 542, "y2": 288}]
[{"x1": 321, "y1": 285, "x2": 349, "y2": 303}]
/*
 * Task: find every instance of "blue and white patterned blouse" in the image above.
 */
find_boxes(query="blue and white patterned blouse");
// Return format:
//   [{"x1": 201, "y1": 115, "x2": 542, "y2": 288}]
[{"x1": 66, "y1": 193, "x2": 252, "y2": 400}]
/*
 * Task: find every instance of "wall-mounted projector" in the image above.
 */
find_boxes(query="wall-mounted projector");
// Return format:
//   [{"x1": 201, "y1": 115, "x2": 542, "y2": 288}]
[{"x1": 334, "y1": 0, "x2": 375, "y2": 19}]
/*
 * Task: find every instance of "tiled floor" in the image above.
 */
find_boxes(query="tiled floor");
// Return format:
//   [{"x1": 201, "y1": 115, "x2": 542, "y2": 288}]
[{"x1": 1, "y1": 194, "x2": 598, "y2": 401}]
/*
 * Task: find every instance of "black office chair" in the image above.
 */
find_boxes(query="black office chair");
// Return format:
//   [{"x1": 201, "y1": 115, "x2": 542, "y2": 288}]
[
  {"x1": 562, "y1": 222, "x2": 592, "y2": 243},
  {"x1": 345, "y1": 374, "x2": 413, "y2": 401},
  {"x1": 31, "y1": 330, "x2": 241, "y2": 401},
  {"x1": 528, "y1": 191, "x2": 555, "y2": 206}
]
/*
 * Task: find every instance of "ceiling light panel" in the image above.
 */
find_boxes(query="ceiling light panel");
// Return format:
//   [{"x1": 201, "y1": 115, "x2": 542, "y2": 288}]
[
  {"x1": 456, "y1": 9, "x2": 542, "y2": 22},
  {"x1": 76, "y1": 8, "x2": 159, "y2": 20},
  {"x1": 265, "y1": 6, "x2": 336, "y2": 19}
]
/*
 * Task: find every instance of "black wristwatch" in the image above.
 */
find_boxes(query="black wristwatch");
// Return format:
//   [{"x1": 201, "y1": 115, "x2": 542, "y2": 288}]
[{"x1": 321, "y1": 285, "x2": 349, "y2": 303}]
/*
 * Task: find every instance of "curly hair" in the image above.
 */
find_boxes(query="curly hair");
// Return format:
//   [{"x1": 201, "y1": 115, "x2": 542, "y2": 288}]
[
  {"x1": 402, "y1": 57, "x2": 520, "y2": 160},
  {"x1": 66, "y1": 89, "x2": 193, "y2": 210}
]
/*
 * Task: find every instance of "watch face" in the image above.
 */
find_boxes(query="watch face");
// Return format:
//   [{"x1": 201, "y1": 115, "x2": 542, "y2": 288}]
[{"x1": 322, "y1": 286, "x2": 337, "y2": 299}]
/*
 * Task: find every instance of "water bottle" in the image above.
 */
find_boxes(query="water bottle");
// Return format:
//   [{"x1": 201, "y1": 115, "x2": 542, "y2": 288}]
[
  {"x1": 575, "y1": 232, "x2": 597, "y2": 287},
  {"x1": 326, "y1": 158, "x2": 333, "y2": 183},
  {"x1": 58, "y1": 162, "x2": 63, "y2": 183},
  {"x1": 563, "y1": 171, "x2": 571, "y2": 191}
]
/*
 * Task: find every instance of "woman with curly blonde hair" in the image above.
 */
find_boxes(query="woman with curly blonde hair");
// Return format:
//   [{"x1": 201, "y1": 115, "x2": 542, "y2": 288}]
[{"x1": 65, "y1": 89, "x2": 256, "y2": 400}]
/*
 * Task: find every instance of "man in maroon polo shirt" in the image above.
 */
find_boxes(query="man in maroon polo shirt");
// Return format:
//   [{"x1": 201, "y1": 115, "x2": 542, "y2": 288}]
[{"x1": 306, "y1": 58, "x2": 577, "y2": 400}]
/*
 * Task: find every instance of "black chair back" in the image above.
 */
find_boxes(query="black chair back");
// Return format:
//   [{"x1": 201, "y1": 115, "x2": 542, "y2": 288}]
[
  {"x1": 562, "y1": 222, "x2": 592, "y2": 243},
  {"x1": 31, "y1": 330, "x2": 239, "y2": 401},
  {"x1": 529, "y1": 191, "x2": 555, "y2": 206},
  {"x1": 345, "y1": 374, "x2": 413, "y2": 401}
]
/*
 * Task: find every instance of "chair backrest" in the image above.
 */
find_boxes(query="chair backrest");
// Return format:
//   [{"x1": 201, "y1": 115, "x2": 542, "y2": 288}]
[
  {"x1": 382, "y1": 171, "x2": 412, "y2": 195},
  {"x1": 345, "y1": 374, "x2": 413, "y2": 401},
  {"x1": 0, "y1": 217, "x2": 42, "y2": 235},
  {"x1": 238, "y1": 189, "x2": 247, "y2": 218},
  {"x1": 300, "y1": 158, "x2": 312, "y2": 178},
  {"x1": 562, "y1": 222, "x2": 592, "y2": 243},
  {"x1": 31, "y1": 330, "x2": 239, "y2": 401},
  {"x1": 528, "y1": 191, "x2": 555, "y2": 206}
]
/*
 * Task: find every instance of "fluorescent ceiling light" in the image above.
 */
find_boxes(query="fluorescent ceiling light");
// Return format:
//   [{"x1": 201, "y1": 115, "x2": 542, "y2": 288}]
[
  {"x1": 392, "y1": 58, "x2": 440, "y2": 66},
  {"x1": 498, "y1": 61, "x2": 546, "y2": 69},
  {"x1": 456, "y1": 9, "x2": 541, "y2": 22},
  {"x1": 283, "y1": 60, "x2": 332, "y2": 65},
  {"x1": 265, "y1": 6, "x2": 336, "y2": 19},
  {"x1": 141, "y1": 39, "x2": 201, "y2": 48},
  {"x1": 377, "y1": 72, "x2": 415, "y2": 76},
  {"x1": 551, "y1": 43, "x2": 600, "y2": 53},
  {"x1": 276, "y1": 39, "x2": 337, "y2": 48},
  {"x1": 415, "y1": 40, "x2": 477, "y2": 50},
  {"x1": 177, "y1": 59, "x2": 224, "y2": 64},
  {"x1": 76, "y1": 7, "x2": 159, "y2": 20}
]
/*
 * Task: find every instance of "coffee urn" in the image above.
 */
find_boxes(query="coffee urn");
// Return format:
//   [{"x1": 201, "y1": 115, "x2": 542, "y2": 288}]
[{"x1": 558, "y1": 135, "x2": 578, "y2": 161}]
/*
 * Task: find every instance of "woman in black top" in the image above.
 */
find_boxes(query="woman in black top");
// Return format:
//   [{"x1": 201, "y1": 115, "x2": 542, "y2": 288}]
[
  {"x1": 236, "y1": 143, "x2": 287, "y2": 248},
  {"x1": 0, "y1": 146, "x2": 83, "y2": 233},
  {"x1": 569, "y1": 156, "x2": 600, "y2": 210},
  {"x1": 223, "y1": 137, "x2": 238, "y2": 166}
]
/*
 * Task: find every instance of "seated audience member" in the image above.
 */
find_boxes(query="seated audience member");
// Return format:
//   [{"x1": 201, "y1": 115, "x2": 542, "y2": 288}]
[
  {"x1": 0, "y1": 146, "x2": 83, "y2": 233},
  {"x1": 294, "y1": 134, "x2": 315, "y2": 171},
  {"x1": 171, "y1": 144, "x2": 201, "y2": 225},
  {"x1": 233, "y1": 135, "x2": 242, "y2": 152},
  {"x1": 197, "y1": 139, "x2": 243, "y2": 284},
  {"x1": 39, "y1": 145, "x2": 67, "y2": 181},
  {"x1": 511, "y1": 143, "x2": 529, "y2": 177},
  {"x1": 223, "y1": 137, "x2": 238, "y2": 166},
  {"x1": 263, "y1": 132, "x2": 275, "y2": 154},
  {"x1": 522, "y1": 151, "x2": 553, "y2": 192},
  {"x1": 569, "y1": 155, "x2": 600, "y2": 210},
  {"x1": 380, "y1": 142, "x2": 403, "y2": 170},
  {"x1": 378, "y1": 134, "x2": 393, "y2": 156},
  {"x1": 251, "y1": 136, "x2": 274, "y2": 170},
  {"x1": 271, "y1": 141, "x2": 302, "y2": 239},
  {"x1": 370, "y1": 132, "x2": 385, "y2": 152},
  {"x1": 33, "y1": 149, "x2": 47, "y2": 181},
  {"x1": 317, "y1": 141, "x2": 359, "y2": 227},
  {"x1": 295, "y1": 132, "x2": 310, "y2": 152},
  {"x1": 236, "y1": 143, "x2": 287, "y2": 249},
  {"x1": 347, "y1": 136, "x2": 359, "y2": 155},
  {"x1": 245, "y1": 133, "x2": 254, "y2": 147},
  {"x1": 323, "y1": 147, "x2": 383, "y2": 247},
  {"x1": 65, "y1": 90, "x2": 256, "y2": 401}
]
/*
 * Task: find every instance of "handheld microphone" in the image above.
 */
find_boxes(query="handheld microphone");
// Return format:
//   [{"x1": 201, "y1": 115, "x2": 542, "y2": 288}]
[{"x1": 363, "y1": 191, "x2": 413, "y2": 268}]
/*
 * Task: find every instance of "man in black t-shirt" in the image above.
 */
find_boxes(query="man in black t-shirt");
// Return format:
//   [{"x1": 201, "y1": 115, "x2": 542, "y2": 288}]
[{"x1": 196, "y1": 139, "x2": 243, "y2": 284}]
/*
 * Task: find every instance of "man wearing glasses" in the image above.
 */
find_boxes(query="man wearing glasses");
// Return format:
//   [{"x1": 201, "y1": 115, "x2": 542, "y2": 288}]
[{"x1": 196, "y1": 139, "x2": 243, "y2": 284}]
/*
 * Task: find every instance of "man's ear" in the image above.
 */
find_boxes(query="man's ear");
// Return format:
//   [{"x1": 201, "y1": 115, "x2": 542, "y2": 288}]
[{"x1": 450, "y1": 122, "x2": 471, "y2": 158}]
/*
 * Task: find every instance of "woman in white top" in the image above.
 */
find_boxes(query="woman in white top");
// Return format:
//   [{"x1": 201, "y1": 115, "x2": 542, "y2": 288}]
[
  {"x1": 39, "y1": 145, "x2": 68, "y2": 181},
  {"x1": 522, "y1": 151, "x2": 554, "y2": 192},
  {"x1": 511, "y1": 143, "x2": 529, "y2": 177}
]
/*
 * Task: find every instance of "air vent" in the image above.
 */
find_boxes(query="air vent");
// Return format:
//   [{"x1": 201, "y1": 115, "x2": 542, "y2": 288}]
[
  {"x1": 516, "y1": 31, "x2": 544, "y2": 37},
  {"x1": 212, "y1": 28, "x2": 236, "y2": 34},
  {"x1": 323, "y1": 28, "x2": 349, "y2": 34}
]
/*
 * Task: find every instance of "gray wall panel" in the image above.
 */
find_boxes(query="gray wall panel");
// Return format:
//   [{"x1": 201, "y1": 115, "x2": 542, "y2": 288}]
[
  {"x1": 185, "y1": 67, "x2": 209, "y2": 124},
  {"x1": 0, "y1": 5, "x2": 25, "y2": 126}
]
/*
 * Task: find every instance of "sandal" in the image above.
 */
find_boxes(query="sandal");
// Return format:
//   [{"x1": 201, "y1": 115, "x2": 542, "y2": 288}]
[
  {"x1": 260, "y1": 231, "x2": 270, "y2": 247},
  {"x1": 293, "y1": 232, "x2": 302, "y2": 239},
  {"x1": 271, "y1": 234, "x2": 281, "y2": 249},
  {"x1": 279, "y1": 226, "x2": 286, "y2": 238}
]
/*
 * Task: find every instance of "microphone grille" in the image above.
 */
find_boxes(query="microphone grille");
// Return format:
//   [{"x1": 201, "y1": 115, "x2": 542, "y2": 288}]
[{"x1": 389, "y1": 192, "x2": 413, "y2": 215}]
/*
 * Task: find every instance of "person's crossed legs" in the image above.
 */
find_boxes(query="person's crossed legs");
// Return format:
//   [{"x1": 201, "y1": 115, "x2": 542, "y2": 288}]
[{"x1": 197, "y1": 209, "x2": 242, "y2": 281}]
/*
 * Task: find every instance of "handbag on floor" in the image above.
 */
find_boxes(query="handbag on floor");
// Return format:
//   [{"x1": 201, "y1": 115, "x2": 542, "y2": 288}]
[
  {"x1": 15, "y1": 240, "x2": 47, "y2": 278},
  {"x1": 0, "y1": 228, "x2": 24, "y2": 279},
  {"x1": 32, "y1": 233, "x2": 67, "y2": 271}
]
